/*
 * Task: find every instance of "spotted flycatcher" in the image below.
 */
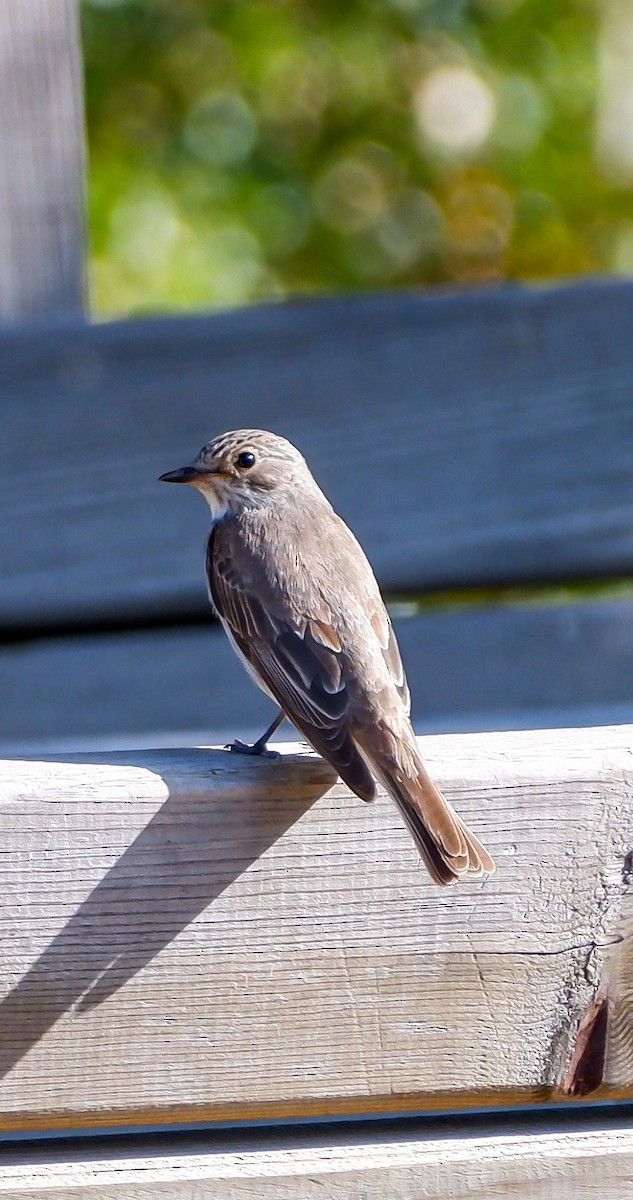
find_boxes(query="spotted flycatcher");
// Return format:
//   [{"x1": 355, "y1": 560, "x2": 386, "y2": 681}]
[{"x1": 160, "y1": 429, "x2": 494, "y2": 885}]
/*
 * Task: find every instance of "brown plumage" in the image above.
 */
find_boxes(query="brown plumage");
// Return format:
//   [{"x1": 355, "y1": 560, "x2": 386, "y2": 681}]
[{"x1": 160, "y1": 428, "x2": 495, "y2": 885}]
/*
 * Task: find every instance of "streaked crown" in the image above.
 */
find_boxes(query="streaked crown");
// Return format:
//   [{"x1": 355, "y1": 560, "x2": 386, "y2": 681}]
[{"x1": 199, "y1": 429, "x2": 306, "y2": 474}]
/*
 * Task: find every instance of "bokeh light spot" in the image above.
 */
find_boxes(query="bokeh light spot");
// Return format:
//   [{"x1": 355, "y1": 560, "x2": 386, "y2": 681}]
[
  {"x1": 414, "y1": 66, "x2": 496, "y2": 152},
  {"x1": 315, "y1": 157, "x2": 390, "y2": 234},
  {"x1": 597, "y1": 1, "x2": 633, "y2": 181},
  {"x1": 493, "y1": 74, "x2": 547, "y2": 154},
  {"x1": 183, "y1": 91, "x2": 256, "y2": 168}
]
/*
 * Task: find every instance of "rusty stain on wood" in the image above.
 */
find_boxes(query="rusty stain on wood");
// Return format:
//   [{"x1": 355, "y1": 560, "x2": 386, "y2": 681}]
[
  {"x1": 0, "y1": 1086, "x2": 559, "y2": 1134},
  {"x1": 561, "y1": 992, "x2": 609, "y2": 1097}
]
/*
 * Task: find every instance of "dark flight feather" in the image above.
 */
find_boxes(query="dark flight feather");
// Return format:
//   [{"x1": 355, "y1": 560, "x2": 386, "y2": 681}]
[{"x1": 207, "y1": 527, "x2": 377, "y2": 801}]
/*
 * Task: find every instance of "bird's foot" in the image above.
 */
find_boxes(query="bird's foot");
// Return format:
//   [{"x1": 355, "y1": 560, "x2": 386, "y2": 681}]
[
  {"x1": 225, "y1": 738, "x2": 280, "y2": 759},
  {"x1": 224, "y1": 711, "x2": 285, "y2": 758}
]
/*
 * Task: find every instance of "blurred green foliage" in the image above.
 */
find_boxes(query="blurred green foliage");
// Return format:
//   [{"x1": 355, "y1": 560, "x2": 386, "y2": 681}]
[{"x1": 81, "y1": 0, "x2": 631, "y2": 316}]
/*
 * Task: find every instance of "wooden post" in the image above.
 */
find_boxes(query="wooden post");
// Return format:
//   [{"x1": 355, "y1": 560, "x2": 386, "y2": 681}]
[{"x1": 0, "y1": 1, "x2": 86, "y2": 321}]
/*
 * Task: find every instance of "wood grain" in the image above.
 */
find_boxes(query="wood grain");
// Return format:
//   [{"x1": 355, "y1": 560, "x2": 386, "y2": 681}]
[
  {"x1": 3, "y1": 1116, "x2": 633, "y2": 1198},
  {"x1": 1, "y1": 727, "x2": 633, "y2": 1131},
  {"x1": 4, "y1": 281, "x2": 633, "y2": 629},
  {"x1": 0, "y1": 1, "x2": 85, "y2": 321},
  {"x1": 4, "y1": 598, "x2": 633, "y2": 753}
]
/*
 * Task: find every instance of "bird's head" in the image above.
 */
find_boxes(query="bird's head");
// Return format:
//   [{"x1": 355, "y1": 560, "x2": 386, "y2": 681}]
[{"x1": 160, "y1": 428, "x2": 310, "y2": 519}]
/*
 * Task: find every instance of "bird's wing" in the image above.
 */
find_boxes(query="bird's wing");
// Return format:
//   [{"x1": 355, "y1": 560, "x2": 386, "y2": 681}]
[
  {"x1": 368, "y1": 603, "x2": 411, "y2": 715},
  {"x1": 207, "y1": 529, "x2": 377, "y2": 801}
]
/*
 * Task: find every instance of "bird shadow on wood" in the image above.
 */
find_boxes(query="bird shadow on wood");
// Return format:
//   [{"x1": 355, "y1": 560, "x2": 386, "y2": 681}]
[{"x1": 0, "y1": 747, "x2": 335, "y2": 1081}]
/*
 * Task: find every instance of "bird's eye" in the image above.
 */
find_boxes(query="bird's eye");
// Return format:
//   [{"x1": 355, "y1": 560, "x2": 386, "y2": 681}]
[{"x1": 236, "y1": 451, "x2": 256, "y2": 469}]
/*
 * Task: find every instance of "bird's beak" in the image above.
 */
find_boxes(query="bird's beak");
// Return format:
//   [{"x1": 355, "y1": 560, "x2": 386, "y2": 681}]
[{"x1": 159, "y1": 464, "x2": 211, "y2": 484}]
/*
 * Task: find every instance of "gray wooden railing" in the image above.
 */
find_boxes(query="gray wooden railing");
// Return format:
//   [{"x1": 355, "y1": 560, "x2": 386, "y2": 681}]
[{"x1": 5, "y1": 281, "x2": 633, "y2": 751}]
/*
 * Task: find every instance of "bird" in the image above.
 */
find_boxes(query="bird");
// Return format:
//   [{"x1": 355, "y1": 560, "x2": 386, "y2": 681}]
[{"x1": 160, "y1": 429, "x2": 495, "y2": 885}]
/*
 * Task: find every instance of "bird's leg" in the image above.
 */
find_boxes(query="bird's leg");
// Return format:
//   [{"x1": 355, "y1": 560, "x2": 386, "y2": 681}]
[{"x1": 225, "y1": 710, "x2": 285, "y2": 758}]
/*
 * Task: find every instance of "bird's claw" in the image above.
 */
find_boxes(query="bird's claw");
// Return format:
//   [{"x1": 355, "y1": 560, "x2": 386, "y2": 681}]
[{"x1": 224, "y1": 739, "x2": 280, "y2": 759}]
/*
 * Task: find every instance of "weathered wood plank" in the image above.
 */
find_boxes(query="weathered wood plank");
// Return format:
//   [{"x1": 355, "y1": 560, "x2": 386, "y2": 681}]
[
  {"x1": 1, "y1": 727, "x2": 633, "y2": 1131},
  {"x1": 3, "y1": 281, "x2": 633, "y2": 628},
  {"x1": 3, "y1": 1117, "x2": 633, "y2": 1198},
  {"x1": 0, "y1": 1, "x2": 85, "y2": 320},
  {"x1": 4, "y1": 598, "x2": 633, "y2": 752}
]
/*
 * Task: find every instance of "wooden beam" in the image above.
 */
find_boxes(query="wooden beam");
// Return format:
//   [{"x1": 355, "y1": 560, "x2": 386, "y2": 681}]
[
  {"x1": 3, "y1": 599, "x2": 633, "y2": 753},
  {"x1": 0, "y1": 727, "x2": 632, "y2": 1131},
  {"x1": 3, "y1": 1115, "x2": 633, "y2": 1197},
  {"x1": 0, "y1": 1, "x2": 85, "y2": 320},
  {"x1": 3, "y1": 282, "x2": 633, "y2": 628}
]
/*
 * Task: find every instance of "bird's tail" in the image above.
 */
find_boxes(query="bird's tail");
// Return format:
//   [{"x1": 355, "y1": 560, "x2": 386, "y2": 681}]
[{"x1": 355, "y1": 729, "x2": 495, "y2": 885}]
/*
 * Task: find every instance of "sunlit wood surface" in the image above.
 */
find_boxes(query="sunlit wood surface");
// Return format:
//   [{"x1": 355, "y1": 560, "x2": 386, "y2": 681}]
[{"x1": 1, "y1": 726, "x2": 632, "y2": 1133}]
